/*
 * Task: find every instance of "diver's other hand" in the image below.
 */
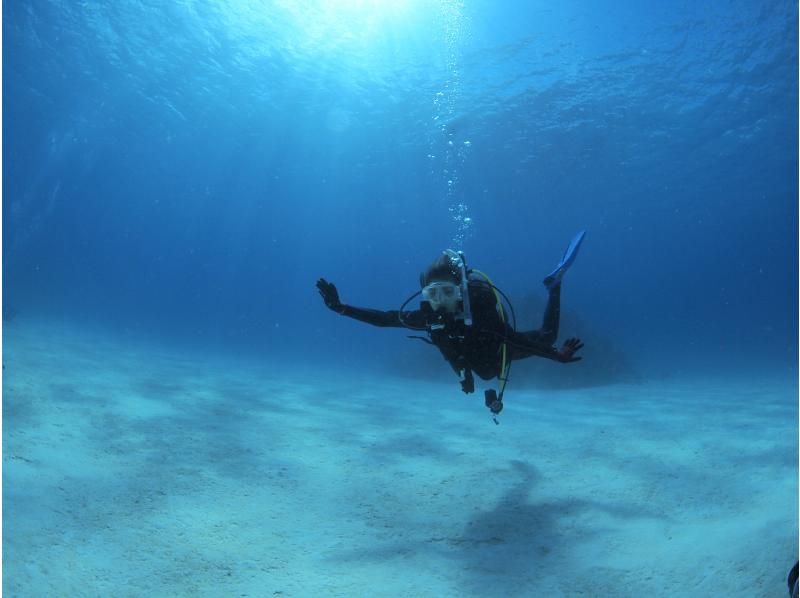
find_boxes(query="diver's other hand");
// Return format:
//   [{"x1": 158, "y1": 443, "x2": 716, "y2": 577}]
[
  {"x1": 317, "y1": 278, "x2": 343, "y2": 312},
  {"x1": 556, "y1": 337, "x2": 584, "y2": 363}
]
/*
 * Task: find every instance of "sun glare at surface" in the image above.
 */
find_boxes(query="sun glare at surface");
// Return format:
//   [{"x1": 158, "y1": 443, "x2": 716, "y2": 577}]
[
  {"x1": 270, "y1": 0, "x2": 423, "y2": 50},
  {"x1": 211, "y1": 0, "x2": 465, "y2": 72},
  {"x1": 317, "y1": 0, "x2": 414, "y2": 15}
]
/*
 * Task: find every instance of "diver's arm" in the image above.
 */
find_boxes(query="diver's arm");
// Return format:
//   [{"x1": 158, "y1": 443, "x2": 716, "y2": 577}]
[
  {"x1": 316, "y1": 278, "x2": 426, "y2": 329},
  {"x1": 339, "y1": 305, "x2": 426, "y2": 328},
  {"x1": 505, "y1": 326, "x2": 584, "y2": 363},
  {"x1": 506, "y1": 331, "x2": 560, "y2": 360}
]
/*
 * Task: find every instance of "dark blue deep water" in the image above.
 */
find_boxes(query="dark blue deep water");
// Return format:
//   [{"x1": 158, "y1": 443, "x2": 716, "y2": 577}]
[{"x1": 4, "y1": 1, "x2": 798, "y2": 382}]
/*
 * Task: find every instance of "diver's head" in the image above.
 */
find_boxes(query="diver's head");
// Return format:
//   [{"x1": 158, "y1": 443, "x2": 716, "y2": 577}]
[{"x1": 420, "y1": 250, "x2": 463, "y2": 313}]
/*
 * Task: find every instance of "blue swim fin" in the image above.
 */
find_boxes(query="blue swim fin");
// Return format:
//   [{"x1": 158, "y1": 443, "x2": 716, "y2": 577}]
[{"x1": 543, "y1": 230, "x2": 586, "y2": 289}]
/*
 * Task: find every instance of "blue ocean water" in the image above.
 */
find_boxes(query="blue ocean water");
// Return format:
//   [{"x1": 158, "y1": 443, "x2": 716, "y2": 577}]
[
  {"x1": 3, "y1": 2, "x2": 799, "y2": 595},
  {"x1": 4, "y1": 1, "x2": 797, "y2": 381}
]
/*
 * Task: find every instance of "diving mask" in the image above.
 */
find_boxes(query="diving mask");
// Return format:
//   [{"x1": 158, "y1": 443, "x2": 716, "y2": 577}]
[{"x1": 422, "y1": 281, "x2": 462, "y2": 311}]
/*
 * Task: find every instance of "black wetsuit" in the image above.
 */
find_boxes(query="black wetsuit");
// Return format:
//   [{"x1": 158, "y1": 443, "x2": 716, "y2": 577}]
[{"x1": 338, "y1": 277, "x2": 563, "y2": 389}]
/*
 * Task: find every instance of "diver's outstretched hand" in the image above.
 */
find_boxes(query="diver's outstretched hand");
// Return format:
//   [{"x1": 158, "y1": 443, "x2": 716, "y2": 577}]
[
  {"x1": 556, "y1": 337, "x2": 584, "y2": 363},
  {"x1": 317, "y1": 278, "x2": 343, "y2": 312}
]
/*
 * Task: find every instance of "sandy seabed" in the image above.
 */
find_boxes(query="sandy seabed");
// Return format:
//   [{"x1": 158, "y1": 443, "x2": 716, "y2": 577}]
[{"x1": 4, "y1": 319, "x2": 798, "y2": 597}]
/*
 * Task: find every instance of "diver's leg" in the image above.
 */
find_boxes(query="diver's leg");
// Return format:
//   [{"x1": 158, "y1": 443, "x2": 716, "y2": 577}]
[
  {"x1": 523, "y1": 284, "x2": 561, "y2": 344},
  {"x1": 506, "y1": 285, "x2": 561, "y2": 362},
  {"x1": 538, "y1": 283, "x2": 561, "y2": 344}
]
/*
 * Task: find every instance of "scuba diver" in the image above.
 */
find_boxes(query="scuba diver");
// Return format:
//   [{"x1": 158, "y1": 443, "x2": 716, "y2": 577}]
[{"x1": 316, "y1": 231, "x2": 586, "y2": 420}]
